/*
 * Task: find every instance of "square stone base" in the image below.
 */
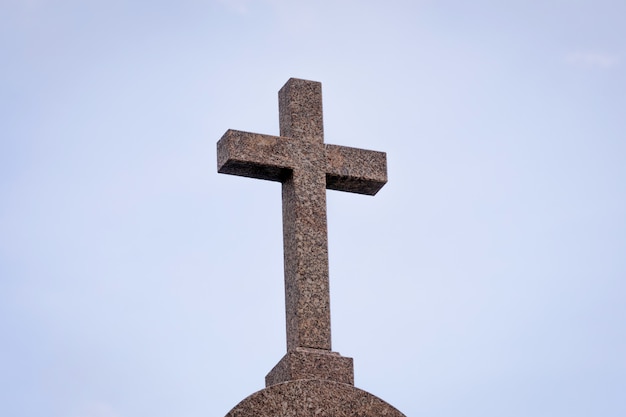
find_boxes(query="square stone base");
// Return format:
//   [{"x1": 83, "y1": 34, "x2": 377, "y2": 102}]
[{"x1": 265, "y1": 348, "x2": 354, "y2": 387}]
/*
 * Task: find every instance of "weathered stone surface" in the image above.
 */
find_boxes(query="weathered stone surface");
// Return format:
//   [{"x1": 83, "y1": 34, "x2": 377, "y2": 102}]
[
  {"x1": 226, "y1": 379, "x2": 405, "y2": 417},
  {"x1": 325, "y1": 144, "x2": 387, "y2": 195},
  {"x1": 217, "y1": 78, "x2": 403, "y2": 416},
  {"x1": 266, "y1": 347, "x2": 354, "y2": 387},
  {"x1": 217, "y1": 78, "x2": 387, "y2": 357}
]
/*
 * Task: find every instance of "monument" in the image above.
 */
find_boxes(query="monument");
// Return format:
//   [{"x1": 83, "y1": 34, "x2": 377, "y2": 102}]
[{"x1": 217, "y1": 78, "x2": 406, "y2": 416}]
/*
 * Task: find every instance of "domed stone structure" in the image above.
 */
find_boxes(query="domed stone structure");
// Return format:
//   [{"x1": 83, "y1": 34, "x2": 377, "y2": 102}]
[{"x1": 227, "y1": 380, "x2": 405, "y2": 417}]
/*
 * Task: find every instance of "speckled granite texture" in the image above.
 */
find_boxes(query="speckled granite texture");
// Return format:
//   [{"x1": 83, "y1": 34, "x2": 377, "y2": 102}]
[
  {"x1": 217, "y1": 78, "x2": 387, "y2": 354},
  {"x1": 265, "y1": 347, "x2": 354, "y2": 387},
  {"x1": 226, "y1": 380, "x2": 405, "y2": 417},
  {"x1": 217, "y1": 79, "x2": 404, "y2": 416}
]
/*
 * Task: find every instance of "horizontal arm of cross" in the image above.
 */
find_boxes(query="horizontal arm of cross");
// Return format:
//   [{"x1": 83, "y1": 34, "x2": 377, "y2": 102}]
[
  {"x1": 218, "y1": 130, "x2": 387, "y2": 196},
  {"x1": 217, "y1": 129, "x2": 293, "y2": 182},
  {"x1": 325, "y1": 144, "x2": 387, "y2": 195}
]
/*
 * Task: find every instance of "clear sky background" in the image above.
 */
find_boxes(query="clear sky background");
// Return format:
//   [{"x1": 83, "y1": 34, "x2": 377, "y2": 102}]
[{"x1": 1, "y1": 1, "x2": 625, "y2": 416}]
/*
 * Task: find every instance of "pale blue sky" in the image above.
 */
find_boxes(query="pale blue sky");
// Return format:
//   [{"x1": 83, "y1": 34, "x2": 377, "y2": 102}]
[{"x1": 1, "y1": 1, "x2": 625, "y2": 416}]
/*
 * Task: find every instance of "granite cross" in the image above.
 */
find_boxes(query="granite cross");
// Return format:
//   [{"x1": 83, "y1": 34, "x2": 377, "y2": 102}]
[{"x1": 217, "y1": 78, "x2": 387, "y2": 357}]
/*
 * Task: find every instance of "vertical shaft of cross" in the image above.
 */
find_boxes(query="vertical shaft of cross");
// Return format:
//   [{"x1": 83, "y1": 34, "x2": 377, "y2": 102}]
[{"x1": 279, "y1": 79, "x2": 332, "y2": 352}]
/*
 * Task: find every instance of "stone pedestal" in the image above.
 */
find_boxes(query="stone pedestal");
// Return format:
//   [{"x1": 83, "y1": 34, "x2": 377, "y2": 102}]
[{"x1": 266, "y1": 348, "x2": 354, "y2": 387}]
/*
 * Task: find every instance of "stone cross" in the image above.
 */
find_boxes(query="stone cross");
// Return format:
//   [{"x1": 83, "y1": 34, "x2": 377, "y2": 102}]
[{"x1": 217, "y1": 78, "x2": 387, "y2": 385}]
